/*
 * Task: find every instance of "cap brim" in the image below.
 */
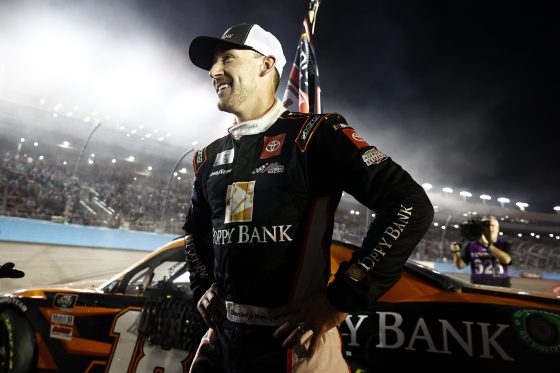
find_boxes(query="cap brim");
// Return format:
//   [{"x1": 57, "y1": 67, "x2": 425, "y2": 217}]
[{"x1": 189, "y1": 36, "x2": 254, "y2": 71}]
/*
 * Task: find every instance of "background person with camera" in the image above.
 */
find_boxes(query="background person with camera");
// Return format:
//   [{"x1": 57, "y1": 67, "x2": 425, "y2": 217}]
[{"x1": 450, "y1": 215, "x2": 512, "y2": 287}]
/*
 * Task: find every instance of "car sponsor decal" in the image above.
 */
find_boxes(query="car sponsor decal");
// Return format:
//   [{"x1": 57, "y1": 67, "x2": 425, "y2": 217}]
[
  {"x1": 51, "y1": 313, "x2": 74, "y2": 326},
  {"x1": 224, "y1": 181, "x2": 255, "y2": 223},
  {"x1": 252, "y1": 162, "x2": 285, "y2": 174},
  {"x1": 260, "y1": 133, "x2": 286, "y2": 159},
  {"x1": 107, "y1": 308, "x2": 192, "y2": 372},
  {"x1": 343, "y1": 310, "x2": 515, "y2": 361},
  {"x1": 50, "y1": 324, "x2": 73, "y2": 340},
  {"x1": 214, "y1": 148, "x2": 235, "y2": 167},
  {"x1": 512, "y1": 309, "x2": 560, "y2": 354},
  {"x1": 361, "y1": 147, "x2": 388, "y2": 166},
  {"x1": 342, "y1": 128, "x2": 370, "y2": 149},
  {"x1": 52, "y1": 293, "x2": 78, "y2": 311}
]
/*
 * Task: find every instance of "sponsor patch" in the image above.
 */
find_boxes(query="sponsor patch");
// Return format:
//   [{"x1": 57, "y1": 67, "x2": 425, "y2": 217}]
[
  {"x1": 50, "y1": 324, "x2": 73, "y2": 341},
  {"x1": 361, "y1": 147, "x2": 388, "y2": 166},
  {"x1": 345, "y1": 264, "x2": 367, "y2": 282},
  {"x1": 53, "y1": 293, "x2": 78, "y2": 311},
  {"x1": 51, "y1": 313, "x2": 74, "y2": 326},
  {"x1": 252, "y1": 162, "x2": 285, "y2": 174},
  {"x1": 342, "y1": 128, "x2": 369, "y2": 149},
  {"x1": 260, "y1": 133, "x2": 286, "y2": 159},
  {"x1": 332, "y1": 122, "x2": 348, "y2": 130},
  {"x1": 209, "y1": 168, "x2": 232, "y2": 178},
  {"x1": 224, "y1": 181, "x2": 255, "y2": 223},
  {"x1": 193, "y1": 149, "x2": 206, "y2": 175},
  {"x1": 214, "y1": 148, "x2": 235, "y2": 167},
  {"x1": 296, "y1": 115, "x2": 323, "y2": 152}
]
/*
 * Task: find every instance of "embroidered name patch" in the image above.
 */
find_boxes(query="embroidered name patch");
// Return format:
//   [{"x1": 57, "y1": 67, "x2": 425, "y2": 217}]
[{"x1": 362, "y1": 147, "x2": 388, "y2": 166}]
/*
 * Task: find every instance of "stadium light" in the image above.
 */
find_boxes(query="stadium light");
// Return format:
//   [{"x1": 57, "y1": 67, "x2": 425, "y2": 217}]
[
  {"x1": 497, "y1": 197, "x2": 510, "y2": 208},
  {"x1": 515, "y1": 202, "x2": 528, "y2": 211},
  {"x1": 459, "y1": 191, "x2": 472, "y2": 200},
  {"x1": 554, "y1": 206, "x2": 560, "y2": 214},
  {"x1": 421, "y1": 183, "x2": 433, "y2": 191}
]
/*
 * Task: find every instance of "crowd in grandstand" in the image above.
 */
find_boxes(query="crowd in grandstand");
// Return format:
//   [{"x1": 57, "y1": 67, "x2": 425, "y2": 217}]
[
  {"x1": 2, "y1": 147, "x2": 559, "y2": 275},
  {"x1": 0, "y1": 151, "x2": 191, "y2": 233}
]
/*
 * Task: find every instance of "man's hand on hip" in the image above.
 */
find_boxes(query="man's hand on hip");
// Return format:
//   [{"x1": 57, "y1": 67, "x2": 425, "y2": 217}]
[
  {"x1": 272, "y1": 291, "x2": 348, "y2": 358},
  {"x1": 197, "y1": 283, "x2": 226, "y2": 329}
]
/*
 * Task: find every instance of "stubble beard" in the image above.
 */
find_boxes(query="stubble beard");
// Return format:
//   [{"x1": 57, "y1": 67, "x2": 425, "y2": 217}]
[{"x1": 216, "y1": 80, "x2": 254, "y2": 114}]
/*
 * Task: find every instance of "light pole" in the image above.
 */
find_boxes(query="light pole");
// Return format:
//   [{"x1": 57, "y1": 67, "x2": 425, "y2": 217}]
[
  {"x1": 159, "y1": 142, "x2": 198, "y2": 232},
  {"x1": 480, "y1": 194, "x2": 491, "y2": 204},
  {"x1": 459, "y1": 191, "x2": 472, "y2": 201},
  {"x1": 497, "y1": 197, "x2": 510, "y2": 208},
  {"x1": 74, "y1": 120, "x2": 102, "y2": 177},
  {"x1": 515, "y1": 202, "x2": 528, "y2": 211},
  {"x1": 62, "y1": 120, "x2": 101, "y2": 222},
  {"x1": 442, "y1": 187, "x2": 453, "y2": 199}
]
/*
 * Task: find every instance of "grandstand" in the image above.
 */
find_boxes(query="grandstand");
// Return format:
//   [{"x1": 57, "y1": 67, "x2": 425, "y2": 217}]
[{"x1": 1, "y1": 96, "x2": 559, "y2": 277}]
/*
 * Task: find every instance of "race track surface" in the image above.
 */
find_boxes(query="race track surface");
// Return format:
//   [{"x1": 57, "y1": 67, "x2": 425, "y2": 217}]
[
  {"x1": 0, "y1": 241, "x2": 147, "y2": 293},
  {"x1": 1, "y1": 241, "x2": 558, "y2": 295}
]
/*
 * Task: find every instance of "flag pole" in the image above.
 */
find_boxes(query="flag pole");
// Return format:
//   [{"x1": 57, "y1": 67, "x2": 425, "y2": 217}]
[{"x1": 308, "y1": 0, "x2": 321, "y2": 35}]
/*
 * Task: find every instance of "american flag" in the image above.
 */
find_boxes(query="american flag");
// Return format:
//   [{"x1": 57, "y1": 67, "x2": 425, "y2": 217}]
[{"x1": 282, "y1": 1, "x2": 321, "y2": 114}]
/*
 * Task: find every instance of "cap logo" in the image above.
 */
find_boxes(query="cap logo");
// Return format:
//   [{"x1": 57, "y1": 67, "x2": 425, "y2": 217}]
[{"x1": 223, "y1": 33, "x2": 233, "y2": 39}]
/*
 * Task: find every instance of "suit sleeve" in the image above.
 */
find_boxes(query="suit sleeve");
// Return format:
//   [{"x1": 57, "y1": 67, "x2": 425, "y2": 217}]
[
  {"x1": 310, "y1": 114, "x2": 434, "y2": 313},
  {"x1": 182, "y1": 149, "x2": 215, "y2": 304}
]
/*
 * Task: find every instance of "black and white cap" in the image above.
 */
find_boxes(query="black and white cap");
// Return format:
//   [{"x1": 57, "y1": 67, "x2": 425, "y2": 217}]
[{"x1": 189, "y1": 23, "x2": 286, "y2": 77}]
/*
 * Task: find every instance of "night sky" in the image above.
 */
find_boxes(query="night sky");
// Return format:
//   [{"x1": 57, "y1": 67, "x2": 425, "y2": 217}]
[{"x1": 0, "y1": 0, "x2": 558, "y2": 212}]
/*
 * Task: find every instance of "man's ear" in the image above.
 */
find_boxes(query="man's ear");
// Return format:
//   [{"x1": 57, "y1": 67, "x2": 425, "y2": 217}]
[{"x1": 261, "y1": 56, "x2": 276, "y2": 76}]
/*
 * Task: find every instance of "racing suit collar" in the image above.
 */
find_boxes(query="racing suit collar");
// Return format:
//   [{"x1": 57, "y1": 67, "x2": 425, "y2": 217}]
[{"x1": 228, "y1": 98, "x2": 287, "y2": 140}]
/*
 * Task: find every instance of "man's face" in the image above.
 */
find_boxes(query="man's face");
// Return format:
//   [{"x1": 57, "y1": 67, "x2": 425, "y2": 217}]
[
  {"x1": 209, "y1": 48, "x2": 262, "y2": 114},
  {"x1": 483, "y1": 217, "x2": 499, "y2": 242}
]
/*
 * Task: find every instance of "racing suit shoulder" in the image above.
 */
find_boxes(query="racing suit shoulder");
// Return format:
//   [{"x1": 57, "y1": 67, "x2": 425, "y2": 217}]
[
  {"x1": 192, "y1": 137, "x2": 228, "y2": 176},
  {"x1": 309, "y1": 114, "x2": 434, "y2": 312},
  {"x1": 290, "y1": 111, "x2": 348, "y2": 152}
]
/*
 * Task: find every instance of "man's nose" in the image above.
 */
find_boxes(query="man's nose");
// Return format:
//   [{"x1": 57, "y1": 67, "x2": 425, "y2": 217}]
[{"x1": 209, "y1": 61, "x2": 223, "y2": 79}]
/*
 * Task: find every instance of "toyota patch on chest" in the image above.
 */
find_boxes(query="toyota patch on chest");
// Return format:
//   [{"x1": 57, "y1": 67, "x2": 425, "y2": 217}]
[{"x1": 362, "y1": 147, "x2": 388, "y2": 166}]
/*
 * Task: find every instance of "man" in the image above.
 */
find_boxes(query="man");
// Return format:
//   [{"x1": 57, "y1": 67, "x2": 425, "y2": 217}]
[
  {"x1": 183, "y1": 23, "x2": 433, "y2": 372},
  {"x1": 450, "y1": 215, "x2": 512, "y2": 287}
]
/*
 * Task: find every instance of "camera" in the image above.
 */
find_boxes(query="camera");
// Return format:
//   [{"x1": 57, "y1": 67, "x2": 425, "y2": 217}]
[{"x1": 459, "y1": 219, "x2": 490, "y2": 241}]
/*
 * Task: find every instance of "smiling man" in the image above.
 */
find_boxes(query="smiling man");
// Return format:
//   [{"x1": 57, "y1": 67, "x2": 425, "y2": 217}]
[{"x1": 183, "y1": 23, "x2": 433, "y2": 372}]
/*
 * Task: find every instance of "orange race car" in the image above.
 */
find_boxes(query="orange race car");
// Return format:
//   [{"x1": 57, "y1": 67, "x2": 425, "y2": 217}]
[{"x1": 1, "y1": 238, "x2": 559, "y2": 372}]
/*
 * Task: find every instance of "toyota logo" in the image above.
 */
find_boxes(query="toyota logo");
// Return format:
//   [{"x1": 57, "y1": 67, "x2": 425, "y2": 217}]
[
  {"x1": 266, "y1": 140, "x2": 281, "y2": 152},
  {"x1": 352, "y1": 132, "x2": 365, "y2": 142}
]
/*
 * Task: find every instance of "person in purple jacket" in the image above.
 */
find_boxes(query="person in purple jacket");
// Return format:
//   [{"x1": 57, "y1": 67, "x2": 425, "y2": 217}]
[{"x1": 450, "y1": 215, "x2": 512, "y2": 287}]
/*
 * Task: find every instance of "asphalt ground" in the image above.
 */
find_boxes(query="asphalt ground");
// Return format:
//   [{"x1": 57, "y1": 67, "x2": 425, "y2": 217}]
[
  {"x1": 0, "y1": 241, "x2": 147, "y2": 293},
  {"x1": 1, "y1": 241, "x2": 559, "y2": 296}
]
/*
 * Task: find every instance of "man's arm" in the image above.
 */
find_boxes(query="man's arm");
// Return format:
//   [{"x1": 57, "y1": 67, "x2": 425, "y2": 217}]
[
  {"x1": 450, "y1": 242, "x2": 467, "y2": 269},
  {"x1": 487, "y1": 242, "x2": 512, "y2": 265},
  {"x1": 182, "y1": 150, "x2": 215, "y2": 305},
  {"x1": 313, "y1": 114, "x2": 434, "y2": 312}
]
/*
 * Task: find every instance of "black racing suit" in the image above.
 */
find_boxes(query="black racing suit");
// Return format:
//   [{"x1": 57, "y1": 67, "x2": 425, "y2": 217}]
[{"x1": 183, "y1": 110, "x2": 434, "y2": 371}]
